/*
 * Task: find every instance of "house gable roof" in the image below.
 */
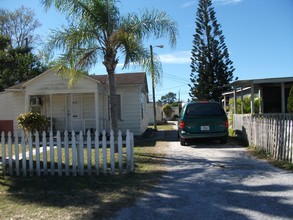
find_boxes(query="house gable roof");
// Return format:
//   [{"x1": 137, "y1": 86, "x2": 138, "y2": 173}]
[
  {"x1": 90, "y1": 72, "x2": 148, "y2": 93},
  {"x1": 5, "y1": 70, "x2": 148, "y2": 93},
  {"x1": 6, "y1": 69, "x2": 100, "y2": 91},
  {"x1": 90, "y1": 72, "x2": 147, "y2": 85}
]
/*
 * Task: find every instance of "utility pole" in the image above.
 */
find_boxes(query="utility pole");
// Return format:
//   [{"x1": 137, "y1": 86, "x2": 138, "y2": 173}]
[{"x1": 150, "y1": 44, "x2": 163, "y2": 131}]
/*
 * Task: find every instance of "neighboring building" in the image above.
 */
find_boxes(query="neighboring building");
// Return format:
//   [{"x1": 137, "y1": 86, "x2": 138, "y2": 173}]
[
  {"x1": 222, "y1": 76, "x2": 293, "y2": 114},
  {"x1": 0, "y1": 69, "x2": 149, "y2": 136},
  {"x1": 147, "y1": 104, "x2": 181, "y2": 124},
  {"x1": 147, "y1": 103, "x2": 163, "y2": 124}
]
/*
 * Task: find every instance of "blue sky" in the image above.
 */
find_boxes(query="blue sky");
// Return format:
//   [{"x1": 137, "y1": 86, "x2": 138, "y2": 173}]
[{"x1": 1, "y1": 0, "x2": 292, "y2": 102}]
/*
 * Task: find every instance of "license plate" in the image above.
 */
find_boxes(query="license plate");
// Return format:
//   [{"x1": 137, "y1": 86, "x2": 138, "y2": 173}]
[{"x1": 201, "y1": 126, "x2": 210, "y2": 131}]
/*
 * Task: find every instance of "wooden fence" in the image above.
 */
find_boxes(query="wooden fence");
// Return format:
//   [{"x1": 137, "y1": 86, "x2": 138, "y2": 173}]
[
  {"x1": 233, "y1": 114, "x2": 293, "y2": 163},
  {"x1": 0, "y1": 129, "x2": 134, "y2": 176}
]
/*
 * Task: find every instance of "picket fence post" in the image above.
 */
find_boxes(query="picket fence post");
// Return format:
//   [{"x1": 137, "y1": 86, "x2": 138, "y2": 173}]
[
  {"x1": 8, "y1": 132, "x2": 13, "y2": 176},
  {"x1": 14, "y1": 132, "x2": 19, "y2": 176},
  {"x1": 126, "y1": 130, "x2": 135, "y2": 173},
  {"x1": 57, "y1": 131, "x2": 62, "y2": 176},
  {"x1": 94, "y1": 130, "x2": 100, "y2": 175},
  {"x1": 102, "y1": 130, "x2": 107, "y2": 174},
  {"x1": 87, "y1": 130, "x2": 92, "y2": 176},
  {"x1": 35, "y1": 131, "x2": 41, "y2": 177},
  {"x1": 118, "y1": 130, "x2": 123, "y2": 174},
  {"x1": 42, "y1": 131, "x2": 48, "y2": 175},
  {"x1": 21, "y1": 130, "x2": 26, "y2": 176},
  {"x1": 64, "y1": 130, "x2": 70, "y2": 176},
  {"x1": 72, "y1": 131, "x2": 77, "y2": 176},
  {"x1": 1, "y1": 132, "x2": 6, "y2": 174},
  {"x1": 110, "y1": 130, "x2": 115, "y2": 174},
  {"x1": 78, "y1": 131, "x2": 84, "y2": 176}
]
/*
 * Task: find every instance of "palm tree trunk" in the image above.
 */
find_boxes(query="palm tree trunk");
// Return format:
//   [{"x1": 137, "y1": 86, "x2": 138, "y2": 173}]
[{"x1": 107, "y1": 69, "x2": 118, "y2": 136}]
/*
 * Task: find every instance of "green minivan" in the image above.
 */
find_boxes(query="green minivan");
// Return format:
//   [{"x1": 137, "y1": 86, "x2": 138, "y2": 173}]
[{"x1": 178, "y1": 101, "x2": 228, "y2": 146}]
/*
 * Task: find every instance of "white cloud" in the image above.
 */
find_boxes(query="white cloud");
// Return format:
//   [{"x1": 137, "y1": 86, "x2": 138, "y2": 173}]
[
  {"x1": 213, "y1": 0, "x2": 242, "y2": 5},
  {"x1": 181, "y1": 1, "x2": 196, "y2": 8},
  {"x1": 159, "y1": 51, "x2": 191, "y2": 64},
  {"x1": 182, "y1": 0, "x2": 242, "y2": 8}
]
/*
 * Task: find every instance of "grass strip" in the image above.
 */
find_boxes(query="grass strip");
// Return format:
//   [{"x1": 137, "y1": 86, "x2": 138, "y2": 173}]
[{"x1": 0, "y1": 141, "x2": 169, "y2": 220}]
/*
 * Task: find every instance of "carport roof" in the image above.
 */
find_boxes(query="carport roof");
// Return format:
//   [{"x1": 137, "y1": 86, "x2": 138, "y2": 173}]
[{"x1": 230, "y1": 76, "x2": 293, "y2": 89}]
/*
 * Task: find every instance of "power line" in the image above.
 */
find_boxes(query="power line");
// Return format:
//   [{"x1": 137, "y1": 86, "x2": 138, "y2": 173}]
[{"x1": 156, "y1": 83, "x2": 187, "y2": 91}]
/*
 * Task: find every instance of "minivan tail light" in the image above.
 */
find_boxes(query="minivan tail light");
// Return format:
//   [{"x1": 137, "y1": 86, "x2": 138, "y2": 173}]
[
  {"x1": 179, "y1": 121, "x2": 185, "y2": 129},
  {"x1": 225, "y1": 120, "x2": 228, "y2": 128}
]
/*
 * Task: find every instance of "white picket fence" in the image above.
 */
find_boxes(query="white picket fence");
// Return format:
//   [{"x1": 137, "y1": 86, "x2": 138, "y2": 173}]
[
  {"x1": 233, "y1": 114, "x2": 293, "y2": 163},
  {"x1": 0, "y1": 129, "x2": 134, "y2": 176}
]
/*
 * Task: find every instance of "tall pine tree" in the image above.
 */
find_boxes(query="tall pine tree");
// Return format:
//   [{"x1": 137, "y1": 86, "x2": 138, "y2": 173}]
[{"x1": 189, "y1": 0, "x2": 235, "y2": 101}]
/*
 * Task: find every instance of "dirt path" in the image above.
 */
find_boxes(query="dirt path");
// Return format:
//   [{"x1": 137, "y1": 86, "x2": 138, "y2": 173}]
[{"x1": 111, "y1": 133, "x2": 293, "y2": 220}]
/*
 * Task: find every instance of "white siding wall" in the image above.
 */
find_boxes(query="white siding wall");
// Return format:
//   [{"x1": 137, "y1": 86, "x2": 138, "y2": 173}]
[
  {"x1": 99, "y1": 93, "x2": 108, "y2": 131},
  {"x1": 140, "y1": 91, "x2": 148, "y2": 134},
  {"x1": 117, "y1": 85, "x2": 147, "y2": 135},
  {"x1": 50, "y1": 94, "x2": 66, "y2": 131},
  {"x1": 83, "y1": 93, "x2": 96, "y2": 131},
  {"x1": 0, "y1": 92, "x2": 26, "y2": 135},
  {"x1": 147, "y1": 103, "x2": 163, "y2": 124},
  {"x1": 83, "y1": 94, "x2": 95, "y2": 119},
  {"x1": 12, "y1": 93, "x2": 25, "y2": 134},
  {"x1": 0, "y1": 92, "x2": 13, "y2": 120}
]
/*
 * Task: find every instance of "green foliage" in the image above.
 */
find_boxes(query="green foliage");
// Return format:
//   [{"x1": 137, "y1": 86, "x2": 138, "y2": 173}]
[
  {"x1": 159, "y1": 92, "x2": 177, "y2": 104},
  {"x1": 287, "y1": 85, "x2": 293, "y2": 113},
  {"x1": 0, "y1": 35, "x2": 46, "y2": 92},
  {"x1": 189, "y1": 0, "x2": 235, "y2": 100},
  {"x1": 162, "y1": 104, "x2": 173, "y2": 118},
  {"x1": 0, "y1": 7, "x2": 46, "y2": 92},
  {"x1": 229, "y1": 96, "x2": 260, "y2": 114},
  {"x1": 17, "y1": 112, "x2": 47, "y2": 133}
]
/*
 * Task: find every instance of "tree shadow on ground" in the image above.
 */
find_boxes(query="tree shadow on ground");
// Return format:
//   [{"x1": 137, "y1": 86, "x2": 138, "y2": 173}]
[
  {"x1": 135, "y1": 130, "x2": 179, "y2": 147},
  {"x1": 110, "y1": 145, "x2": 293, "y2": 220},
  {"x1": 0, "y1": 130, "x2": 172, "y2": 219},
  {"x1": 0, "y1": 162, "x2": 167, "y2": 219}
]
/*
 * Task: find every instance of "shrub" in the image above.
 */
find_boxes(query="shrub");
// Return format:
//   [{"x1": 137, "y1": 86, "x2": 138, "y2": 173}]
[
  {"x1": 287, "y1": 85, "x2": 293, "y2": 113},
  {"x1": 17, "y1": 112, "x2": 47, "y2": 133},
  {"x1": 229, "y1": 96, "x2": 260, "y2": 114},
  {"x1": 162, "y1": 104, "x2": 173, "y2": 118}
]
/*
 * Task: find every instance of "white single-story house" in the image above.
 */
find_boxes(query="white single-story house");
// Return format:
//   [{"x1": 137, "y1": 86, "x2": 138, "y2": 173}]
[{"x1": 0, "y1": 69, "x2": 149, "y2": 136}]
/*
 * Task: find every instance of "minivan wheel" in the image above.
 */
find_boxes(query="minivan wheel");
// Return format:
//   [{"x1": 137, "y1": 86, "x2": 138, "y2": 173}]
[{"x1": 180, "y1": 137, "x2": 186, "y2": 146}]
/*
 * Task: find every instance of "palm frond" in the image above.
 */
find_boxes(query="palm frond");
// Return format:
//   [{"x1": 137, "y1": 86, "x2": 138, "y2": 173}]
[
  {"x1": 121, "y1": 9, "x2": 178, "y2": 49},
  {"x1": 51, "y1": 55, "x2": 88, "y2": 88}
]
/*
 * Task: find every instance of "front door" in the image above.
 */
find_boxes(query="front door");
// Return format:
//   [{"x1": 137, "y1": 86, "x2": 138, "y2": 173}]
[{"x1": 71, "y1": 94, "x2": 83, "y2": 132}]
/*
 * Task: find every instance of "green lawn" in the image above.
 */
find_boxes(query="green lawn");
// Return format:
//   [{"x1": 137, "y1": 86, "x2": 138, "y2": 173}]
[
  {"x1": 148, "y1": 122, "x2": 177, "y2": 131},
  {"x1": 0, "y1": 141, "x2": 169, "y2": 219}
]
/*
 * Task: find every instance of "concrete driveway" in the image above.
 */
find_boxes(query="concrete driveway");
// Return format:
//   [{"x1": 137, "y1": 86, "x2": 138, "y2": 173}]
[{"x1": 111, "y1": 132, "x2": 293, "y2": 220}]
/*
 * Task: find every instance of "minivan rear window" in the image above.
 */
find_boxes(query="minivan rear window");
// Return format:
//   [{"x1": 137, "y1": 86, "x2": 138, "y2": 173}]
[{"x1": 185, "y1": 103, "x2": 224, "y2": 116}]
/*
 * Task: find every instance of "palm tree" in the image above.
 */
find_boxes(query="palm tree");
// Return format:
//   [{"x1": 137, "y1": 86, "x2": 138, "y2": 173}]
[{"x1": 41, "y1": 0, "x2": 178, "y2": 134}]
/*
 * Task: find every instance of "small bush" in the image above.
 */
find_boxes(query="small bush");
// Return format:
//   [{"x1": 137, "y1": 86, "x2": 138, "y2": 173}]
[
  {"x1": 287, "y1": 85, "x2": 293, "y2": 113},
  {"x1": 17, "y1": 112, "x2": 47, "y2": 133},
  {"x1": 229, "y1": 96, "x2": 260, "y2": 114},
  {"x1": 162, "y1": 104, "x2": 173, "y2": 118}
]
